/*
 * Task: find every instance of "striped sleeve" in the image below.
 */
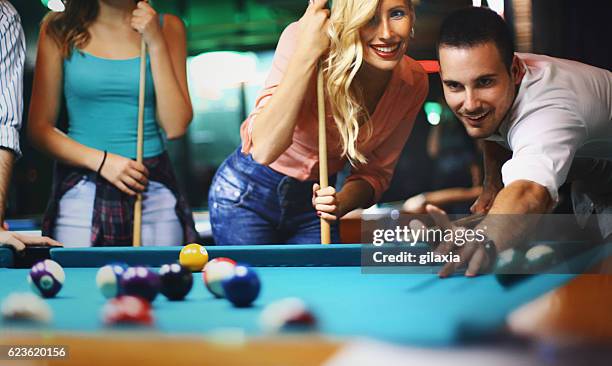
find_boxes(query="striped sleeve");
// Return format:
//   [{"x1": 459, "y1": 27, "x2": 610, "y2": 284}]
[{"x1": 0, "y1": 1, "x2": 25, "y2": 157}]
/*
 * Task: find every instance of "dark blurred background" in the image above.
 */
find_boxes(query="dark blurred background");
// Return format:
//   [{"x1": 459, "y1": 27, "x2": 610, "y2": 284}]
[{"x1": 6, "y1": 0, "x2": 611, "y2": 219}]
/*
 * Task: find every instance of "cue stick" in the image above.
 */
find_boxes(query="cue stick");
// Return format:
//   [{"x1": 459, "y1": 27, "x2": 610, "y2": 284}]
[
  {"x1": 132, "y1": 36, "x2": 146, "y2": 247},
  {"x1": 451, "y1": 212, "x2": 486, "y2": 228},
  {"x1": 422, "y1": 212, "x2": 486, "y2": 231},
  {"x1": 317, "y1": 60, "x2": 331, "y2": 245}
]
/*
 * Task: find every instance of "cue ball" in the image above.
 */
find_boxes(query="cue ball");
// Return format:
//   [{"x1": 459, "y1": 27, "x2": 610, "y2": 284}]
[
  {"x1": 179, "y1": 243, "x2": 209, "y2": 272},
  {"x1": 96, "y1": 263, "x2": 128, "y2": 299},
  {"x1": 1, "y1": 292, "x2": 52, "y2": 323},
  {"x1": 27, "y1": 259, "x2": 65, "y2": 298},
  {"x1": 222, "y1": 264, "x2": 261, "y2": 307},
  {"x1": 525, "y1": 244, "x2": 556, "y2": 271},
  {"x1": 203, "y1": 257, "x2": 237, "y2": 298},
  {"x1": 159, "y1": 263, "x2": 193, "y2": 301},
  {"x1": 120, "y1": 267, "x2": 161, "y2": 302}
]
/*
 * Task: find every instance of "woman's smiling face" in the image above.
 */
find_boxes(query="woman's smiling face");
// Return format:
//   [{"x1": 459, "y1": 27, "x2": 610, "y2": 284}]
[{"x1": 359, "y1": 0, "x2": 413, "y2": 71}]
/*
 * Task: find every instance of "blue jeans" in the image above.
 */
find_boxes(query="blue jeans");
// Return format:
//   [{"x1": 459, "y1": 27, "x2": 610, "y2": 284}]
[{"x1": 209, "y1": 148, "x2": 339, "y2": 245}]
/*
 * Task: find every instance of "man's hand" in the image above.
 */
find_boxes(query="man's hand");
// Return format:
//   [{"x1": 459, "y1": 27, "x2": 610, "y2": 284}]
[
  {"x1": 471, "y1": 179, "x2": 502, "y2": 214},
  {"x1": 426, "y1": 204, "x2": 491, "y2": 278},
  {"x1": 0, "y1": 231, "x2": 62, "y2": 252}
]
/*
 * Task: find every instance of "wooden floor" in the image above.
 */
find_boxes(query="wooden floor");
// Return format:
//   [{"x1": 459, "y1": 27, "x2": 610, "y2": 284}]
[{"x1": 0, "y1": 332, "x2": 340, "y2": 366}]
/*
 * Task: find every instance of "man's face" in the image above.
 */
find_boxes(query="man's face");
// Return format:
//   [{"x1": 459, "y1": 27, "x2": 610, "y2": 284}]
[{"x1": 439, "y1": 42, "x2": 521, "y2": 138}]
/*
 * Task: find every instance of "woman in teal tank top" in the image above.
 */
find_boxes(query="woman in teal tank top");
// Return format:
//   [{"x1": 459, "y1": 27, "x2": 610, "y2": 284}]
[{"x1": 28, "y1": 0, "x2": 198, "y2": 246}]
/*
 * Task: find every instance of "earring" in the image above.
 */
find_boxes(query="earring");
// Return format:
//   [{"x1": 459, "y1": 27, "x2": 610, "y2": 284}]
[{"x1": 410, "y1": 27, "x2": 415, "y2": 39}]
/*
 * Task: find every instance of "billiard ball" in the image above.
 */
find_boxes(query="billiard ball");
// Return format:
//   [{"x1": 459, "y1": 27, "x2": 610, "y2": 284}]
[
  {"x1": 1, "y1": 292, "x2": 52, "y2": 323},
  {"x1": 222, "y1": 264, "x2": 261, "y2": 307},
  {"x1": 494, "y1": 249, "x2": 525, "y2": 274},
  {"x1": 120, "y1": 267, "x2": 160, "y2": 302},
  {"x1": 102, "y1": 295, "x2": 153, "y2": 326},
  {"x1": 159, "y1": 263, "x2": 193, "y2": 301},
  {"x1": 96, "y1": 263, "x2": 128, "y2": 299},
  {"x1": 259, "y1": 297, "x2": 317, "y2": 333},
  {"x1": 203, "y1": 257, "x2": 236, "y2": 298},
  {"x1": 27, "y1": 259, "x2": 65, "y2": 298},
  {"x1": 525, "y1": 244, "x2": 556, "y2": 272},
  {"x1": 179, "y1": 243, "x2": 209, "y2": 272}
]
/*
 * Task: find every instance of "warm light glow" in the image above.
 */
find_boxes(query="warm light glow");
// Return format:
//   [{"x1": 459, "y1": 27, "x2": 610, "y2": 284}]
[
  {"x1": 188, "y1": 52, "x2": 257, "y2": 89},
  {"x1": 187, "y1": 51, "x2": 261, "y2": 104},
  {"x1": 512, "y1": 0, "x2": 533, "y2": 52}
]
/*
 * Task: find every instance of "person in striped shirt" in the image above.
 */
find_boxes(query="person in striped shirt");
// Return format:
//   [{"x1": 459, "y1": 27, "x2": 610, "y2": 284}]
[{"x1": 0, "y1": 0, "x2": 61, "y2": 251}]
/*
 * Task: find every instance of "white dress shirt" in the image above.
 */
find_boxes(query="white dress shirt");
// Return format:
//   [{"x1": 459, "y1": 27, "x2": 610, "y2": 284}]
[{"x1": 487, "y1": 53, "x2": 612, "y2": 237}]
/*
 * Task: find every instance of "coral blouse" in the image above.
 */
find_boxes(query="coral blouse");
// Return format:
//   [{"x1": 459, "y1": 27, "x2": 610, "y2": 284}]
[{"x1": 241, "y1": 22, "x2": 429, "y2": 201}]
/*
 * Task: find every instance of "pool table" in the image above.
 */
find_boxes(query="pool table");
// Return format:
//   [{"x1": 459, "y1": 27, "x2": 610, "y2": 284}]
[{"x1": 1, "y1": 243, "x2": 611, "y2": 365}]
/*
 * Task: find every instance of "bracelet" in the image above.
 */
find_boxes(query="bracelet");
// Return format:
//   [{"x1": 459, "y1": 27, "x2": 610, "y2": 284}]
[{"x1": 97, "y1": 150, "x2": 108, "y2": 176}]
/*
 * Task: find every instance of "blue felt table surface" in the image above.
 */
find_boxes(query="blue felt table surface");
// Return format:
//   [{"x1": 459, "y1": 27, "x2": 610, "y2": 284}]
[
  {"x1": 1, "y1": 244, "x2": 610, "y2": 346},
  {"x1": 0, "y1": 266, "x2": 573, "y2": 345}
]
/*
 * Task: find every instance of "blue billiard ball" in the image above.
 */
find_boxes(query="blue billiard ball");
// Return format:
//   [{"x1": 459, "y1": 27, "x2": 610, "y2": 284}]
[
  {"x1": 159, "y1": 263, "x2": 193, "y2": 301},
  {"x1": 27, "y1": 260, "x2": 65, "y2": 298},
  {"x1": 96, "y1": 263, "x2": 129, "y2": 299},
  {"x1": 120, "y1": 267, "x2": 160, "y2": 303},
  {"x1": 222, "y1": 264, "x2": 261, "y2": 307}
]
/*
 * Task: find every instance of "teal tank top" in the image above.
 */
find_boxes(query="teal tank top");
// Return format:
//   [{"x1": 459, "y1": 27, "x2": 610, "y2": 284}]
[{"x1": 63, "y1": 23, "x2": 165, "y2": 159}]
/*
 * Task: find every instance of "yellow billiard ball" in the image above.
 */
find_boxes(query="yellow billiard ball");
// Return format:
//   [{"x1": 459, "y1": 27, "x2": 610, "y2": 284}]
[{"x1": 179, "y1": 243, "x2": 209, "y2": 272}]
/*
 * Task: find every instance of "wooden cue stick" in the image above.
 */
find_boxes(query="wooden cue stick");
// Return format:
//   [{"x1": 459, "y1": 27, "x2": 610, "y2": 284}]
[
  {"x1": 132, "y1": 37, "x2": 146, "y2": 247},
  {"x1": 451, "y1": 212, "x2": 486, "y2": 228},
  {"x1": 317, "y1": 60, "x2": 331, "y2": 245}
]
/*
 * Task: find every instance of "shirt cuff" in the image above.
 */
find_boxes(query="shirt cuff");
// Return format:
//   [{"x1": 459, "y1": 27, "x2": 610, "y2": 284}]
[
  {"x1": 501, "y1": 157, "x2": 559, "y2": 202},
  {"x1": 0, "y1": 125, "x2": 21, "y2": 158}
]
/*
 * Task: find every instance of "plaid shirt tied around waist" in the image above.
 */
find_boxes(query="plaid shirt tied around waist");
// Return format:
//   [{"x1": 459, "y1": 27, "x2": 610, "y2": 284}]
[{"x1": 42, "y1": 152, "x2": 200, "y2": 246}]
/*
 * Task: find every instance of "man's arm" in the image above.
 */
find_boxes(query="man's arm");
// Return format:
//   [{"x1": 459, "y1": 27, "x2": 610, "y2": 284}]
[
  {"x1": 0, "y1": 1, "x2": 24, "y2": 224},
  {"x1": 478, "y1": 179, "x2": 554, "y2": 252},
  {"x1": 0, "y1": 2, "x2": 62, "y2": 250},
  {"x1": 0, "y1": 149, "x2": 15, "y2": 224},
  {"x1": 432, "y1": 180, "x2": 553, "y2": 277},
  {"x1": 471, "y1": 140, "x2": 511, "y2": 213}
]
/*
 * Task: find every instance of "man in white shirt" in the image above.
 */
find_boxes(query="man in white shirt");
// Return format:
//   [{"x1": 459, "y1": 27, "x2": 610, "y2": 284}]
[
  {"x1": 0, "y1": 0, "x2": 60, "y2": 251},
  {"x1": 430, "y1": 6, "x2": 611, "y2": 277}
]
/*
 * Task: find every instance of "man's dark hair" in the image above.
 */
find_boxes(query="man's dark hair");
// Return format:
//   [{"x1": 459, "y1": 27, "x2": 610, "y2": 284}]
[{"x1": 437, "y1": 7, "x2": 516, "y2": 71}]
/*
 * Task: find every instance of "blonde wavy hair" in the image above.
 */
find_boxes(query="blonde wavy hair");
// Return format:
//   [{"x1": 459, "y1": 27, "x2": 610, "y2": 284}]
[{"x1": 325, "y1": 0, "x2": 414, "y2": 166}]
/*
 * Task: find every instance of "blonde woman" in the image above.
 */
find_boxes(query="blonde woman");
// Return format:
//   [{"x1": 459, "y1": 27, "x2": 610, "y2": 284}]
[{"x1": 209, "y1": 0, "x2": 428, "y2": 244}]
